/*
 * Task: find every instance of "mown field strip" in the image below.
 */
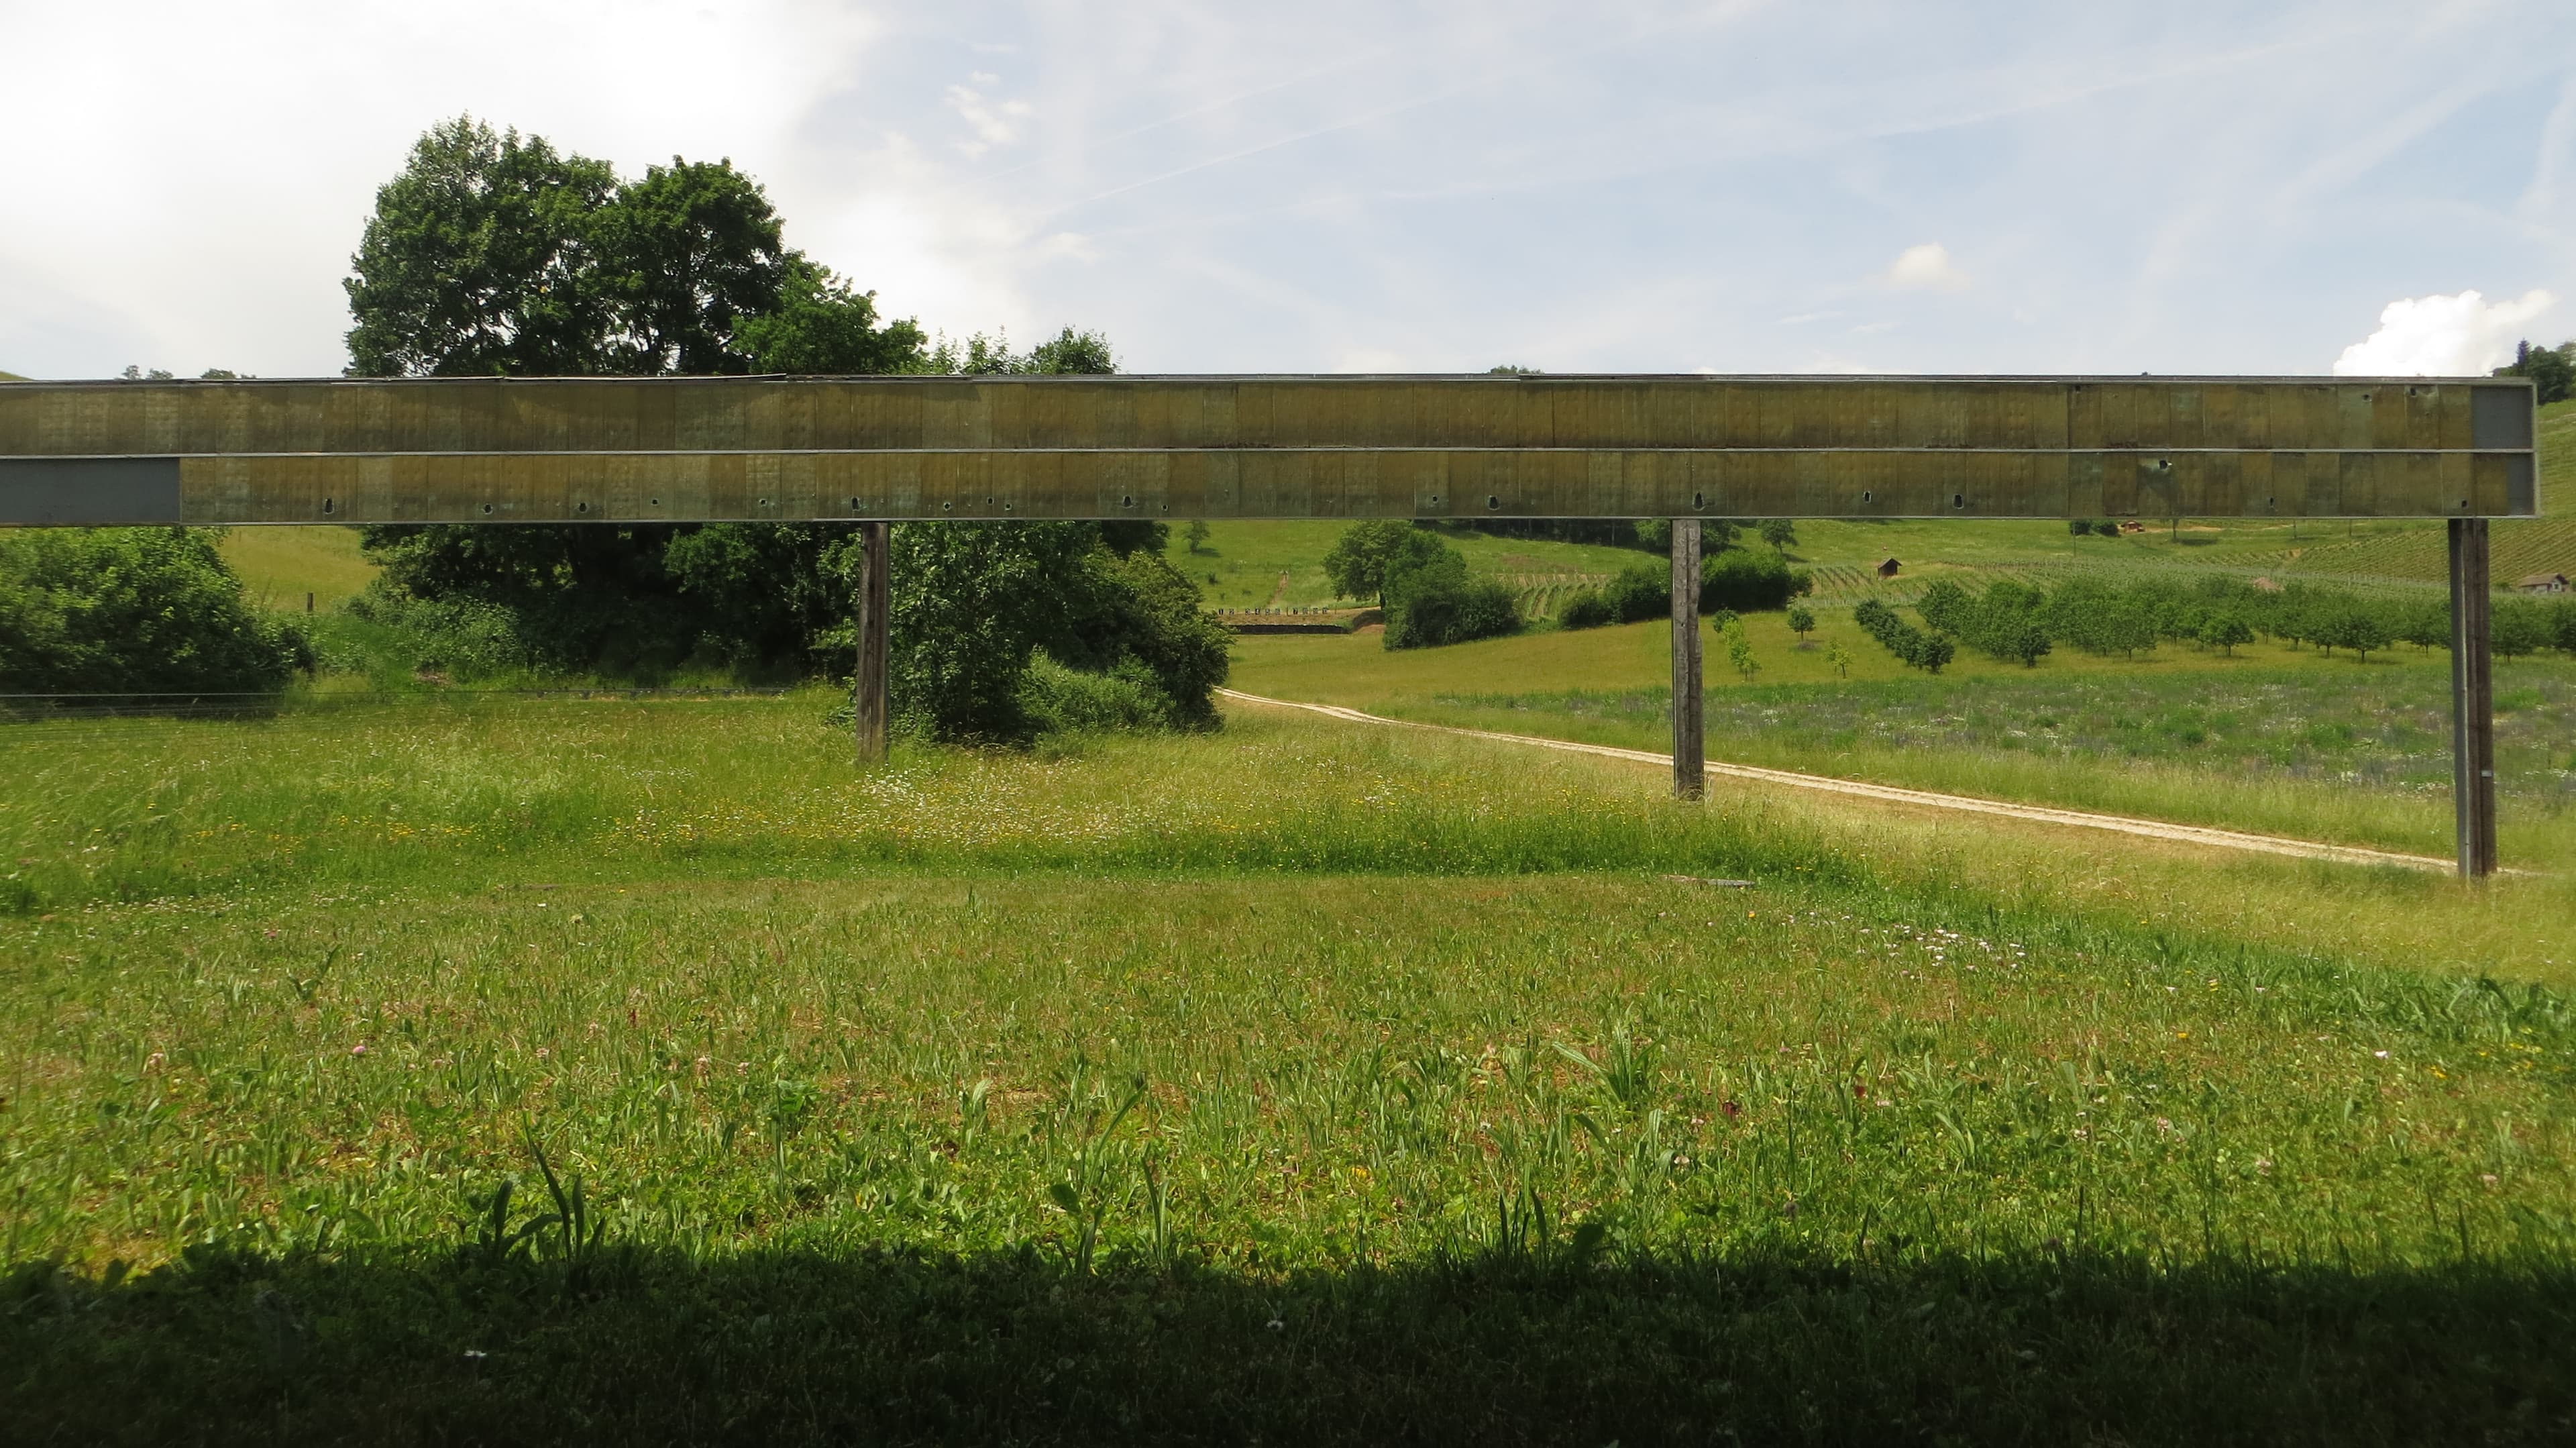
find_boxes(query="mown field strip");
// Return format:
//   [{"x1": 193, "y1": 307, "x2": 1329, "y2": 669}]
[{"x1": 1218, "y1": 687, "x2": 2477, "y2": 874}]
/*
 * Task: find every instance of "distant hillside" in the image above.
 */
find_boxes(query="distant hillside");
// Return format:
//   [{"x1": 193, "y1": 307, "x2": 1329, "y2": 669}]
[
  {"x1": 2540, "y1": 397, "x2": 2573, "y2": 517},
  {"x1": 0, "y1": 369, "x2": 25, "y2": 382}
]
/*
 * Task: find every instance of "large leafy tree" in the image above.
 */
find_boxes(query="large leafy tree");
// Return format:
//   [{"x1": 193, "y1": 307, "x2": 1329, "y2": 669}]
[
  {"x1": 2495, "y1": 340, "x2": 2575, "y2": 406},
  {"x1": 341, "y1": 118, "x2": 1220, "y2": 731},
  {"x1": 1323, "y1": 520, "x2": 1447, "y2": 607},
  {"x1": 594, "y1": 158, "x2": 793, "y2": 374},
  {"x1": 737, "y1": 260, "x2": 928, "y2": 374},
  {"x1": 343, "y1": 118, "x2": 621, "y2": 377},
  {"x1": 347, "y1": 117, "x2": 909, "y2": 673}
]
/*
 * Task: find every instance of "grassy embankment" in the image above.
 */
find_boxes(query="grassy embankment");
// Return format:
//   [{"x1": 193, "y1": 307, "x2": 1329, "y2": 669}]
[{"x1": 1, "y1": 698, "x2": 2572, "y2": 1441}]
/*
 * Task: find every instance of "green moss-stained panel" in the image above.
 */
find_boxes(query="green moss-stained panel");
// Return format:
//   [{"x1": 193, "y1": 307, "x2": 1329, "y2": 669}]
[{"x1": 0, "y1": 374, "x2": 2538, "y2": 522}]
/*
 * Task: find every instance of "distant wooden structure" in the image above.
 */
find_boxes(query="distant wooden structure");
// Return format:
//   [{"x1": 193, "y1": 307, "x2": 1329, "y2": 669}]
[
  {"x1": 1876, "y1": 558, "x2": 1901, "y2": 578},
  {"x1": 2516, "y1": 572, "x2": 2569, "y2": 593}
]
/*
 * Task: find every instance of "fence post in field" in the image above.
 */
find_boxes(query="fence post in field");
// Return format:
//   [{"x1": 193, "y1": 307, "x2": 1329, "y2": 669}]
[
  {"x1": 855, "y1": 520, "x2": 890, "y2": 764},
  {"x1": 2447, "y1": 517, "x2": 2497, "y2": 877},
  {"x1": 1670, "y1": 517, "x2": 1703, "y2": 800}
]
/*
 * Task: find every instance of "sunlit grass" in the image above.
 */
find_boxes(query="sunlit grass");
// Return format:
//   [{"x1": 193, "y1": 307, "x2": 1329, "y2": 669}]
[
  {"x1": 4, "y1": 699, "x2": 2572, "y2": 1439},
  {"x1": 1232, "y1": 625, "x2": 2576, "y2": 864}
]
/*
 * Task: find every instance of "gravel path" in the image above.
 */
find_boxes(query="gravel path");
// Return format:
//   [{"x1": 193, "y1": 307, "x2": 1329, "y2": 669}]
[{"x1": 1218, "y1": 688, "x2": 2471, "y2": 875}]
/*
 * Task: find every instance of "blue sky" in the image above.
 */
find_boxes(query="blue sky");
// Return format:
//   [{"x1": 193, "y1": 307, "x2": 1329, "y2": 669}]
[{"x1": 3, "y1": 0, "x2": 2571, "y2": 379}]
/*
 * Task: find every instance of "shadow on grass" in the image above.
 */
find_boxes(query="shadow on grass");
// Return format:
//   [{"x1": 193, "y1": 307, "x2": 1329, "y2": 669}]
[{"x1": 6, "y1": 1243, "x2": 2571, "y2": 1445}]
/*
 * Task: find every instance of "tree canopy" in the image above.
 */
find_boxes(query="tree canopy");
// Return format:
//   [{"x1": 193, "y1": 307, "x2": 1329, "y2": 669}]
[
  {"x1": 2495, "y1": 340, "x2": 2575, "y2": 406},
  {"x1": 339, "y1": 117, "x2": 1218, "y2": 735}
]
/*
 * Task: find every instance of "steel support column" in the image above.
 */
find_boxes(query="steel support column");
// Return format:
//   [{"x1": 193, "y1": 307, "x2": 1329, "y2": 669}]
[
  {"x1": 854, "y1": 521, "x2": 890, "y2": 764},
  {"x1": 1670, "y1": 518, "x2": 1703, "y2": 801},
  {"x1": 2448, "y1": 517, "x2": 2498, "y2": 877}
]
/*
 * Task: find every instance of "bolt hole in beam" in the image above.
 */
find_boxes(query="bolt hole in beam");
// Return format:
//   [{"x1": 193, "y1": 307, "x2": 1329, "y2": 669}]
[
  {"x1": 1487, "y1": 494, "x2": 1501, "y2": 510},
  {"x1": 320, "y1": 497, "x2": 334, "y2": 515}
]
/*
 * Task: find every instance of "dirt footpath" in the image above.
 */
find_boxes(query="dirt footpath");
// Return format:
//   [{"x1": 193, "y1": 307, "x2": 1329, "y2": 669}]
[{"x1": 1218, "y1": 688, "x2": 2471, "y2": 875}]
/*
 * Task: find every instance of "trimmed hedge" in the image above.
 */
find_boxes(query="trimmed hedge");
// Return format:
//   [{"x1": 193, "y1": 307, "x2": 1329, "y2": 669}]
[{"x1": 1854, "y1": 597, "x2": 1954, "y2": 673}]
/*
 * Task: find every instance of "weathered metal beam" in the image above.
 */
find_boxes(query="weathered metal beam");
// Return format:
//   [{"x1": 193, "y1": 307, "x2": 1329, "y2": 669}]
[
  {"x1": 1670, "y1": 518, "x2": 1704, "y2": 801},
  {"x1": 2449, "y1": 518, "x2": 2499, "y2": 878},
  {"x1": 0, "y1": 374, "x2": 2536, "y2": 525}
]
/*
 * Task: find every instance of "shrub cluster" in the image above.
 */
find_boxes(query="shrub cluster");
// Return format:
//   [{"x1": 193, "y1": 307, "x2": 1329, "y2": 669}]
[
  {"x1": 1917, "y1": 580, "x2": 2051, "y2": 666},
  {"x1": 1556, "y1": 549, "x2": 1815, "y2": 633},
  {"x1": 1383, "y1": 535, "x2": 1521, "y2": 650},
  {"x1": 0, "y1": 528, "x2": 311, "y2": 702},
  {"x1": 1699, "y1": 548, "x2": 1814, "y2": 613},
  {"x1": 1899, "y1": 574, "x2": 2576, "y2": 669},
  {"x1": 1853, "y1": 598, "x2": 1955, "y2": 672},
  {"x1": 1554, "y1": 589, "x2": 1618, "y2": 630}
]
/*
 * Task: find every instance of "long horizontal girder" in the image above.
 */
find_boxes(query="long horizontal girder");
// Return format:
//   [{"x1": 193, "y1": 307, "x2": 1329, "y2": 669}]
[{"x1": 0, "y1": 374, "x2": 2539, "y2": 525}]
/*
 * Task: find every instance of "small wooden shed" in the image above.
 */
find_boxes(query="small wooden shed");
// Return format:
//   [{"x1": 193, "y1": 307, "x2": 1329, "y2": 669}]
[{"x1": 1876, "y1": 558, "x2": 1901, "y2": 579}]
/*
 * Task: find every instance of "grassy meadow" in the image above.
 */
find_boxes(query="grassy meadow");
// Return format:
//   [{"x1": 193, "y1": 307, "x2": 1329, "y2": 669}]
[
  {"x1": 1, "y1": 395, "x2": 2561, "y2": 1439},
  {"x1": 3, "y1": 696, "x2": 2575, "y2": 1441},
  {"x1": 1232, "y1": 619, "x2": 2576, "y2": 866}
]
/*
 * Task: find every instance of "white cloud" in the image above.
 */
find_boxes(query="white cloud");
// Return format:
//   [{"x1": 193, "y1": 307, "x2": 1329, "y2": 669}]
[
  {"x1": 2330, "y1": 290, "x2": 2558, "y2": 376},
  {"x1": 1333, "y1": 347, "x2": 1409, "y2": 373},
  {"x1": 1883, "y1": 242, "x2": 1969, "y2": 292},
  {"x1": 945, "y1": 80, "x2": 1034, "y2": 158},
  {"x1": 5, "y1": 3, "x2": 2575, "y2": 379}
]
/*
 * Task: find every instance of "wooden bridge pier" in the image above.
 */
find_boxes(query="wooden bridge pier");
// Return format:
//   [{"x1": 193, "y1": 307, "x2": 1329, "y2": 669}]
[
  {"x1": 2449, "y1": 518, "x2": 2498, "y2": 878},
  {"x1": 853, "y1": 519, "x2": 890, "y2": 763},
  {"x1": 1670, "y1": 518, "x2": 1703, "y2": 800}
]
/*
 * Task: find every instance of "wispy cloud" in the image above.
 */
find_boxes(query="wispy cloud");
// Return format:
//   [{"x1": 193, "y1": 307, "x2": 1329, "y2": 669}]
[
  {"x1": 3, "y1": 1, "x2": 2571, "y2": 378},
  {"x1": 945, "y1": 74, "x2": 1034, "y2": 158},
  {"x1": 1882, "y1": 244, "x2": 1968, "y2": 292}
]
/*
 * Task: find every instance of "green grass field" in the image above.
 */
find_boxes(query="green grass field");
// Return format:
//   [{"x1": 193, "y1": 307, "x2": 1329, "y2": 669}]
[
  {"x1": 1232, "y1": 619, "x2": 2576, "y2": 867},
  {"x1": 215, "y1": 526, "x2": 379, "y2": 612},
  {"x1": 3, "y1": 697, "x2": 2573, "y2": 1441},
  {"x1": 10, "y1": 391, "x2": 2566, "y2": 1438}
]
